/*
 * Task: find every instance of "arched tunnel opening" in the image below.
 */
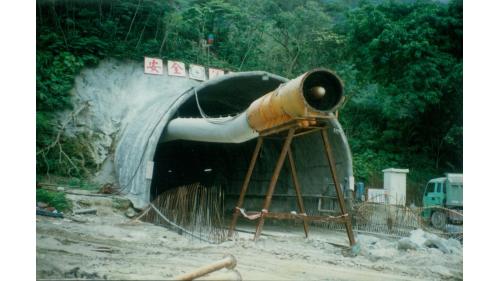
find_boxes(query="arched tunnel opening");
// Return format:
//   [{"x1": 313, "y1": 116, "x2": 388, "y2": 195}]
[
  {"x1": 149, "y1": 73, "x2": 283, "y2": 214},
  {"x1": 106, "y1": 68, "x2": 358, "y2": 244},
  {"x1": 150, "y1": 133, "x2": 342, "y2": 216},
  {"x1": 148, "y1": 71, "x2": 352, "y2": 217}
]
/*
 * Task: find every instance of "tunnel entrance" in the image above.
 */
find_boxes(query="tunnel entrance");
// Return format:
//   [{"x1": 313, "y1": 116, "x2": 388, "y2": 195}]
[
  {"x1": 150, "y1": 72, "x2": 287, "y2": 206},
  {"x1": 150, "y1": 139, "x2": 258, "y2": 201},
  {"x1": 150, "y1": 131, "x2": 344, "y2": 216},
  {"x1": 147, "y1": 119, "x2": 353, "y2": 243},
  {"x1": 147, "y1": 71, "x2": 352, "y2": 217},
  {"x1": 112, "y1": 69, "x2": 353, "y2": 217}
]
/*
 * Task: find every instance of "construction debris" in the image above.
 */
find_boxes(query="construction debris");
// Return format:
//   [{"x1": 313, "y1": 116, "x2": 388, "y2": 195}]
[
  {"x1": 37, "y1": 191, "x2": 463, "y2": 280},
  {"x1": 73, "y1": 208, "x2": 98, "y2": 215},
  {"x1": 140, "y1": 183, "x2": 227, "y2": 244},
  {"x1": 320, "y1": 201, "x2": 462, "y2": 240},
  {"x1": 36, "y1": 201, "x2": 64, "y2": 218},
  {"x1": 125, "y1": 207, "x2": 136, "y2": 218},
  {"x1": 174, "y1": 254, "x2": 238, "y2": 281},
  {"x1": 36, "y1": 208, "x2": 63, "y2": 218},
  {"x1": 99, "y1": 183, "x2": 118, "y2": 194},
  {"x1": 397, "y1": 229, "x2": 462, "y2": 254},
  {"x1": 64, "y1": 267, "x2": 106, "y2": 280}
]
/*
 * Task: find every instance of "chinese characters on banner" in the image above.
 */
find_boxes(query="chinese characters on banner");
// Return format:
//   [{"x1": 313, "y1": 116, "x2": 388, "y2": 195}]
[
  {"x1": 144, "y1": 57, "x2": 231, "y2": 79},
  {"x1": 167, "y1": 60, "x2": 187, "y2": 77},
  {"x1": 144, "y1": 57, "x2": 163, "y2": 75},
  {"x1": 189, "y1": 64, "x2": 207, "y2": 81},
  {"x1": 208, "y1": 68, "x2": 224, "y2": 79}
]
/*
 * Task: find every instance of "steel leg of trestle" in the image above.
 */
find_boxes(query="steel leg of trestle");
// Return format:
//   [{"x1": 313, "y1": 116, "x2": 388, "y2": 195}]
[
  {"x1": 287, "y1": 148, "x2": 309, "y2": 238},
  {"x1": 228, "y1": 137, "x2": 264, "y2": 238},
  {"x1": 254, "y1": 128, "x2": 296, "y2": 240},
  {"x1": 320, "y1": 128, "x2": 356, "y2": 246}
]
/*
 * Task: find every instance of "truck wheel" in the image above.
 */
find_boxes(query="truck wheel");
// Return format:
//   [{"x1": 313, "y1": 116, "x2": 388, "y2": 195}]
[{"x1": 431, "y1": 210, "x2": 446, "y2": 230}]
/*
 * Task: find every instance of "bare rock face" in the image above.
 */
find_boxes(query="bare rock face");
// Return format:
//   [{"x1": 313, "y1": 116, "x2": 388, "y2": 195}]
[{"x1": 61, "y1": 59, "x2": 199, "y2": 189}]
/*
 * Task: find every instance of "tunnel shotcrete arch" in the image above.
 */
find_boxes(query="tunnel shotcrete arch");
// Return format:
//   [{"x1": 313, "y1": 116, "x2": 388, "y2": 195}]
[{"x1": 115, "y1": 71, "x2": 354, "y2": 213}]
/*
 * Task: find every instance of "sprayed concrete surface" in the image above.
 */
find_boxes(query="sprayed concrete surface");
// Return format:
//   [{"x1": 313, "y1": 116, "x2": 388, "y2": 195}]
[{"x1": 36, "y1": 193, "x2": 462, "y2": 280}]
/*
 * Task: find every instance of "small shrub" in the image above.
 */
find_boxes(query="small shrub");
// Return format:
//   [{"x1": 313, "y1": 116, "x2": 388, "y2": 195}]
[
  {"x1": 67, "y1": 177, "x2": 99, "y2": 190},
  {"x1": 36, "y1": 189, "x2": 70, "y2": 211}
]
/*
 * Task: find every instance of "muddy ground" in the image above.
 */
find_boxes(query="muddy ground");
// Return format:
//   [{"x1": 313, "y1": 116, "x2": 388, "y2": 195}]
[{"x1": 36, "y1": 192, "x2": 462, "y2": 280}]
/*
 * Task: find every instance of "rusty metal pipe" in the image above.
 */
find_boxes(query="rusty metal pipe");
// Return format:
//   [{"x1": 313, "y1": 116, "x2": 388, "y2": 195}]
[
  {"x1": 247, "y1": 69, "x2": 343, "y2": 132},
  {"x1": 174, "y1": 254, "x2": 237, "y2": 281},
  {"x1": 163, "y1": 69, "x2": 343, "y2": 143}
]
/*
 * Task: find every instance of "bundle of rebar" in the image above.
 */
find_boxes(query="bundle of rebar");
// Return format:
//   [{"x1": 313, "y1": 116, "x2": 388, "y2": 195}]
[
  {"x1": 140, "y1": 183, "x2": 229, "y2": 244},
  {"x1": 309, "y1": 200, "x2": 462, "y2": 240}
]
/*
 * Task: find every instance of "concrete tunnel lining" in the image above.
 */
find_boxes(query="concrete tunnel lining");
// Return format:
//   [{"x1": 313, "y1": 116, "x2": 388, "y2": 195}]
[{"x1": 115, "y1": 71, "x2": 354, "y2": 210}]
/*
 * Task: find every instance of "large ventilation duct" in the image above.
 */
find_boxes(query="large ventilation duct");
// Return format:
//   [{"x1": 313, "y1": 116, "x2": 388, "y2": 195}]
[
  {"x1": 101, "y1": 62, "x2": 355, "y2": 210},
  {"x1": 162, "y1": 69, "x2": 343, "y2": 144}
]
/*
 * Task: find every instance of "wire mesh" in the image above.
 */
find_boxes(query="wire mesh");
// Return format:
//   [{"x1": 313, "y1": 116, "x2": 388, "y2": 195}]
[
  {"x1": 139, "y1": 183, "x2": 230, "y2": 244},
  {"x1": 308, "y1": 194, "x2": 462, "y2": 240}
]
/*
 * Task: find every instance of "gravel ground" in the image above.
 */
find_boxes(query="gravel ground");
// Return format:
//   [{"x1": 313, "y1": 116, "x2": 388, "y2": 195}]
[{"x1": 36, "y1": 193, "x2": 462, "y2": 280}]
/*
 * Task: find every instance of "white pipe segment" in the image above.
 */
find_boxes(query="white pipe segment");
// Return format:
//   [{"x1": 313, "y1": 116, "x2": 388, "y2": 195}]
[
  {"x1": 162, "y1": 69, "x2": 344, "y2": 144},
  {"x1": 162, "y1": 112, "x2": 258, "y2": 143}
]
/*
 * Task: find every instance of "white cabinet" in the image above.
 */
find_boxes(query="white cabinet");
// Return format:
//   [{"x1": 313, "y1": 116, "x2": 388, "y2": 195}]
[{"x1": 382, "y1": 168, "x2": 409, "y2": 206}]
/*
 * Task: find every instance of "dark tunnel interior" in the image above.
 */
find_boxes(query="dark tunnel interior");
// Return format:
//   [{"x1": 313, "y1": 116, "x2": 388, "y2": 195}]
[
  {"x1": 150, "y1": 139, "x2": 258, "y2": 200},
  {"x1": 150, "y1": 132, "x2": 341, "y2": 215}
]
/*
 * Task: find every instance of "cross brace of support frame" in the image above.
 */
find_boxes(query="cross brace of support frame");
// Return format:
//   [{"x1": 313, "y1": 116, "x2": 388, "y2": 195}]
[{"x1": 227, "y1": 118, "x2": 356, "y2": 247}]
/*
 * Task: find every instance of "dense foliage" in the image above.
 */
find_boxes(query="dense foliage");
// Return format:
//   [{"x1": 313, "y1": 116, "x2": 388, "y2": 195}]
[
  {"x1": 36, "y1": 0, "x2": 462, "y2": 204},
  {"x1": 36, "y1": 189, "x2": 70, "y2": 211}
]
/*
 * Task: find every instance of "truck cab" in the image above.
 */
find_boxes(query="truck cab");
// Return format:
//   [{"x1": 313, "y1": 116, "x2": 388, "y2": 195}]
[{"x1": 422, "y1": 173, "x2": 463, "y2": 229}]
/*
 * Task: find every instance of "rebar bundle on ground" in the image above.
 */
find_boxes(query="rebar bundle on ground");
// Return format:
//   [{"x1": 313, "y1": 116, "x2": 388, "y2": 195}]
[
  {"x1": 311, "y1": 200, "x2": 462, "y2": 240},
  {"x1": 139, "y1": 183, "x2": 229, "y2": 244}
]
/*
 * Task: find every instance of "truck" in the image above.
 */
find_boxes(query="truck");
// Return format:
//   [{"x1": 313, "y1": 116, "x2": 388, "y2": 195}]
[{"x1": 422, "y1": 173, "x2": 463, "y2": 229}]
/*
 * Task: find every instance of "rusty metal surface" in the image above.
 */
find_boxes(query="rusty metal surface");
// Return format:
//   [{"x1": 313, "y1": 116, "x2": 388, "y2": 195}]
[
  {"x1": 247, "y1": 69, "x2": 343, "y2": 132},
  {"x1": 231, "y1": 209, "x2": 348, "y2": 224},
  {"x1": 264, "y1": 212, "x2": 348, "y2": 223},
  {"x1": 320, "y1": 202, "x2": 463, "y2": 241},
  {"x1": 287, "y1": 149, "x2": 310, "y2": 237},
  {"x1": 227, "y1": 120, "x2": 356, "y2": 247},
  {"x1": 321, "y1": 128, "x2": 356, "y2": 246},
  {"x1": 141, "y1": 183, "x2": 227, "y2": 244},
  {"x1": 254, "y1": 128, "x2": 297, "y2": 240},
  {"x1": 258, "y1": 117, "x2": 332, "y2": 137},
  {"x1": 228, "y1": 137, "x2": 264, "y2": 238}
]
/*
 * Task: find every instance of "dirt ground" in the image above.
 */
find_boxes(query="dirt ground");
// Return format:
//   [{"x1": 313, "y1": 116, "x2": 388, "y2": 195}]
[{"x1": 36, "y1": 192, "x2": 462, "y2": 280}]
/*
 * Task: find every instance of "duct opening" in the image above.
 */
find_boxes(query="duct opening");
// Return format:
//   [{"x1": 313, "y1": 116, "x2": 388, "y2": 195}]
[{"x1": 302, "y1": 70, "x2": 343, "y2": 112}]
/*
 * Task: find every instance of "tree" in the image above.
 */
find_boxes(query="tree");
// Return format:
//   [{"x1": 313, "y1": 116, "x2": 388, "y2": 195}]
[
  {"x1": 35, "y1": 0, "x2": 463, "y2": 196},
  {"x1": 341, "y1": 0, "x2": 463, "y2": 186}
]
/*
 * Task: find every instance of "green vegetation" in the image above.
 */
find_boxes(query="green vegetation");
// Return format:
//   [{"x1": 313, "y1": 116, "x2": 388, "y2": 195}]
[
  {"x1": 36, "y1": 0, "x2": 462, "y2": 204},
  {"x1": 36, "y1": 189, "x2": 70, "y2": 212}
]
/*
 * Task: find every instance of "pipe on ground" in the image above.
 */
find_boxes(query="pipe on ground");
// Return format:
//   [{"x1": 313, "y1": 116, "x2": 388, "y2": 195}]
[
  {"x1": 174, "y1": 254, "x2": 237, "y2": 281},
  {"x1": 162, "y1": 69, "x2": 343, "y2": 143}
]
